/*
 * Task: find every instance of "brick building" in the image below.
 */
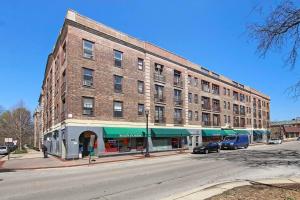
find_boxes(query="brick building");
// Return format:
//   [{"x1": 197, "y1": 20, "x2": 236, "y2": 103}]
[
  {"x1": 36, "y1": 10, "x2": 271, "y2": 159},
  {"x1": 270, "y1": 118, "x2": 300, "y2": 140}
]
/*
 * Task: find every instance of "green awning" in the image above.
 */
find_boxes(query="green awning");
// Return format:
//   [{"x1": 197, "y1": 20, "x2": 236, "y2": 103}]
[
  {"x1": 202, "y1": 129, "x2": 222, "y2": 137},
  {"x1": 103, "y1": 127, "x2": 147, "y2": 138},
  {"x1": 151, "y1": 128, "x2": 190, "y2": 138},
  {"x1": 234, "y1": 130, "x2": 250, "y2": 135},
  {"x1": 253, "y1": 130, "x2": 264, "y2": 135},
  {"x1": 222, "y1": 129, "x2": 237, "y2": 136}
]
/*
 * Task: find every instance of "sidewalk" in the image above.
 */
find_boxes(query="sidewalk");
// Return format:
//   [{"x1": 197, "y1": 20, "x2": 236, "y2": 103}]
[
  {"x1": 0, "y1": 149, "x2": 190, "y2": 171},
  {"x1": 161, "y1": 178, "x2": 300, "y2": 200}
]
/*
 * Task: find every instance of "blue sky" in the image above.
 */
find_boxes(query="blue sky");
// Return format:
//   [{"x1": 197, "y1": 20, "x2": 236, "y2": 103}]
[{"x1": 0, "y1": 0, "x2": 299, "y2": 121}]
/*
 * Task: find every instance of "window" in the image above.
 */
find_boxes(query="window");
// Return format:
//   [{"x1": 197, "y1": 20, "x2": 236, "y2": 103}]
[
  {"x1": 212, "y1": 84, "x2": 220, "y2": 95},
  {"x1": 224, "y1": 115, "x2": 227, "y2": 124},
  {"x1": 194, "y1": 77, "x2": 198, "y2": 86},
  {"x1": 83, "y1": 68, "x2": 93, "y2": 87},
  {"x1": 138, "y1": 104, "x2": 144, "y2": 116},
  {"x1": 201, "y1": 80, "x2": 210, "y2": 92},
  {"x1": 227, "y1": 89, "x2": 230, "y2": 96},
  {"x1": 194, "y1": 94, "x2": 199, "y2": 104},
  {"x1": 138, "y1": 58, "x2": 144, "y2": 71},
  {"x1": 155, "y1": 106, "x2": 165, "y2": 123},
  {"x1": 113, "y1": 101, "x2": 123, "y2": 117},
  {"x1": 195, "y1": 111, "x2": 199, "y2": 121},
  {"x1": 223, "y1": 87, "x2": 227, "y2": 95},
  {"x1": 188, "y1": 93, "x2": 192, "y2": 103},
  {"x1": 137, "y1": 81, "x2": 144, "y2": 94},
  {"x1": 62, "y1": 42, "x2": 66, "y2": 64},
  {"x1": 228, "y1": 116, "x2": 231, "y2": 123},
  {"x1": 83, "y1": 40, "x2": 94, "y2": 59},
  {"x1": 174, "y1": 109, "x2": 182, "y2": 122},
  {"x1": 82, "y1": 97, "x2": 94, "y2": 116},
  {"x1": 233, "y1": 91, "x2": 239, "y2": 100},
  {"x1": 114, "y1": 75, "x2": 123, "y2": 93},
  {"x1": 188, "y1": 110, "x2": 193, "y2": 120},
  {"x1": 188, "y1": 75, "x2": 192, "y2": 85},
  {"x1": 240, "y1": 94, "x2": 245, "y2": 102},
  {"x1": 223, "y1": 101, "x2": 227, "y2": 109},
  {"x1": 114, "y1": 50, "x2": 123, "y2": 67},
  {"x1": 227, "y1": 102, "x2": 231, "y2": 110}
]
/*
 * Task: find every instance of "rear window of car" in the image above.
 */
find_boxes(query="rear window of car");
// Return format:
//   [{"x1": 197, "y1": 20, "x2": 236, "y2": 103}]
[{"x1": 0, "y1": 146, "x2": 7, "y2": 150}]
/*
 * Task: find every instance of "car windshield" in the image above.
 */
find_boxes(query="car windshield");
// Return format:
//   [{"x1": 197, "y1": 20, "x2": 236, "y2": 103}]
[{"x1": 224, "y1": 136, "x2": 236, "y2": 141}]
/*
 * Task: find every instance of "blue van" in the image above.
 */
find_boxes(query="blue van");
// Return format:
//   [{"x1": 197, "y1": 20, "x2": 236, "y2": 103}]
[{"x1": 221, "y1": 134, "x2": 249, "y2": 150}]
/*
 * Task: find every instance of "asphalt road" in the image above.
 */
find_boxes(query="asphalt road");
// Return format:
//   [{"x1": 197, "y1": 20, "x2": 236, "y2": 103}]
[{"x1": 0, "y1": 141, "x2": 300, "y2": 200}]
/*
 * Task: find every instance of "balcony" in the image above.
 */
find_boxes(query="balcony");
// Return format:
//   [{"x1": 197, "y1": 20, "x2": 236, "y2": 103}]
[
  {"x1": 174, "y1": 117, "x2": 184, "y2": 125},
  {"x1": 155, "y1": 117, "x2": 166, "y2": 124},
  {"x1": 173, "y1": 79, "x2": 183, "y2": 88},
  {"x1": 202, "y1": 104, "x2": 211, "y2": 111},
  {"x1": 154, "y1": 73, "x2": 166, "y2": 83},
  {"x1": 154, "y1": 95, "x2": 166, "y2": 104},
  {"x1": 202, "y1": 120, "x2": 211, "y2": 126},
  {"x1": 212, "y1": 106, "x2": 221, "y2": 113},
  {"x1": 174, "y1": 98, "x2": 183, "y2": 107}
]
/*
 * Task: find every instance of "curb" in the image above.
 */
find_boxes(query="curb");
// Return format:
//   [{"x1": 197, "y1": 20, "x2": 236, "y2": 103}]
[
  {"x1": 0, "y1": 151, "x2": 189, "y2": 171},
  {"x1": 161, "y1": 178, "x2": 300, "y2": 200}
]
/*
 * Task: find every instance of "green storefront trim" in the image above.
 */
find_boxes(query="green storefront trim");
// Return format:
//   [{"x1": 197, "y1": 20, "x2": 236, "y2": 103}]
[
  {"x1": 151, "y1": 128, "x2": 190, "y2": 138},
  {"x1": 234, "y1": 130, "x2": 250, "y2": 135},
  {"x1": 202, "y1": 129, "x2": 222, "y2": 137},
  {"x1": 103, "y1": 127, "x2": 147, "y2": 138},
  {"x1": 253, "y1": 130, "x2": 265, "y2": 135},
  {"x1": 222, "y1": 129, "x2": 237, "y2": 136}
]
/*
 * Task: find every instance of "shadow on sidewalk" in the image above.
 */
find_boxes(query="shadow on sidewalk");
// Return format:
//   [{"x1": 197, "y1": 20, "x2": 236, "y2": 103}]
[{"x1": 191, "y1": 148, "x2": 300, "y2": 168}]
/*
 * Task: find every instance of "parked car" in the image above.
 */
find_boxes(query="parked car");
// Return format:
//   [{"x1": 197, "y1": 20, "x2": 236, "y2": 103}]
[
  {"x1": 193, "y1": 142, "x2": 220, "y2": 154},
  {"x1": 0, "y1": 146, "x2": 9, "y2": 155},
  {"x1": 268, "y1": 138, "x2": 282, "y2": 144},
  {"x1": 221, "y1": 134, "x2": 249, "y2": 150}
]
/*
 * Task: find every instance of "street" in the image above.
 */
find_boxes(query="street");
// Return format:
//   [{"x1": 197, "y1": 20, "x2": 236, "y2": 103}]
[{"x1": 0, "y1": 141, "x2": 299, "y2": 200}]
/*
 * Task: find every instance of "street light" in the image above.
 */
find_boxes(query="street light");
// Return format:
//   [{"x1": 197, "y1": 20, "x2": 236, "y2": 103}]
[{"x1": 145, "y1": 109, "x2": 150, "y2": 157}]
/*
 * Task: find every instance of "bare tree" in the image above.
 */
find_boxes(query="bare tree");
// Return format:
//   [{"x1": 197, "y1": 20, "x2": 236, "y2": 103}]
[
  {"x1": 249, "y1": 0, "x2": 300, "y2": 99},
  {"x1": 0, "y1": 103, "x2": 33, "y2": 150}
]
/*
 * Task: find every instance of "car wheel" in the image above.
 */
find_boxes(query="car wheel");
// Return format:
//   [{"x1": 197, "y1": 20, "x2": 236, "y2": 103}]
[
  {"x1": 204, "y1": 149, "x2": 208, "y2": 154},
  {"x1": 217, "y1": 148, "x2": 220, "y2": 153},
  {"x1": 244, "y1": 145, "x2": 248, "y2": 149},
  {"x1": 233, "y1": 146, "x2": 237, "y2": 150}
]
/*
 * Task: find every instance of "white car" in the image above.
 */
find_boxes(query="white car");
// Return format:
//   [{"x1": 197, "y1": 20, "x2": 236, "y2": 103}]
[
  {"x1": 268, "y1": 138, "x2": 282, "y2": 144},
  {"x1": 0, "y1": 146, "x2": 9, "y2": 155}
]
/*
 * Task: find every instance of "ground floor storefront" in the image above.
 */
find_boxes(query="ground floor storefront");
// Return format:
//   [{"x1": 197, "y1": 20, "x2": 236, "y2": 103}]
[{"x1": 42, "y1": 124, "x2": 270, "y2": 159}]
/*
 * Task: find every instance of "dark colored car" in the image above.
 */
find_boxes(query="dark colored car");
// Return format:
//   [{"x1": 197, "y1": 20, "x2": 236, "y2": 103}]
[
  {"x1": 221, "y1": 134, "x2": 249, "y2": 150},
  {"x1": 193, "y1": 142, "x2": 220, "y2": 154}
]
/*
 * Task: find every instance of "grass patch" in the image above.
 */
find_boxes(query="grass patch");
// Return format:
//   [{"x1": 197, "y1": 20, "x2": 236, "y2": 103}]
[{"x1": 13, "y1": 149, "x2": 28, "y2": 154}]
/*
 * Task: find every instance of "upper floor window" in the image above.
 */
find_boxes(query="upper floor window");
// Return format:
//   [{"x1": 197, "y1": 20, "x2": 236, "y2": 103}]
[
  {"x1": 195, "y1": 111, "x2": 199, "y2": 121},
  {"x1": 212, "y1": 84, "x2": 220, "y2": 95},
  {"x1": 138, "y1": 58, "x2": 144, "y2": 71},
  {"x1": 194, "y1": 94, "x2": 199, "y2": 104},
  {"x1": 83, "y1": 68, "x2": 93, "y2": 87},
  {"x1": 223, "y1": 87, "x2": 227, "y2": 95},
  {"x1": 194, "y1": 77, "x2": 198, "y2": 87},
  {"x1": 62, "y1": 42, "x2": 66, "y2": 64},
  {"x1": 137, "y1": 80, "x2": 144, "y2": 94},
  {"x1": 114, "y1": 75, "x2": 123, "y2": 93},
  {"x1": 188, "y1": 93, "x2": 192, "y2": 103},
  {"x1": 227, "y1": 89, "x2": 230, "y2": 96},
  {"x1": 188, "y1": 110, "x2": 193, "y2": 120},
  {"x1": 188, "y1": 75, "x2": 192, "y2": 85},
  {"x1": 201, "y1": 80, "x2": 210, "y2": 92},
  {"x1": 113, "y1": 101, "x2": 123, "y2": 118},
  {"x1": 82, "y1": 97, "x2": 94, "y2": 116},
  {"x1": 138, "y1": 104, "x2": 144, "y2": 116},
  {"x1": 114, "y1": 50, "x2": 123, "y2": 67},
  {"x1": 240, "y1": 94, "x2": 245, "y2": 102},
  {"x1": 83, "y1": 40, "x2": 94, "y2": 59},
  {"x1": 155, "y1": 63, "x2": 163, "y2": 75},
  {"x1": 233, "y1": 91, "x2": 239, "y2": 101}
]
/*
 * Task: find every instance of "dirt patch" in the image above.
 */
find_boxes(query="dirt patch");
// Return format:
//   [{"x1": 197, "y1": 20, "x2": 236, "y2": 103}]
[{"x1": 207, "y1": 183, "x2": 300, "y2": 200}]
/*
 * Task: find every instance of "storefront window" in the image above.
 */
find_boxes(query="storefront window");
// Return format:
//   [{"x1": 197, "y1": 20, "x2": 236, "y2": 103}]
[{"x1": 104, "y1": 138, "x2": 145, "y2": 153}]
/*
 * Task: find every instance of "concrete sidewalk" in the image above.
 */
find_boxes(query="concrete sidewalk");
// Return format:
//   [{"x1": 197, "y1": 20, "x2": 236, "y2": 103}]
[
  {"x1": 0, "y1": 149, "x2": 190, "y2": 171},
  {"x1": 162, "y1": 178, "x2": 300, "y2": 200}
]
